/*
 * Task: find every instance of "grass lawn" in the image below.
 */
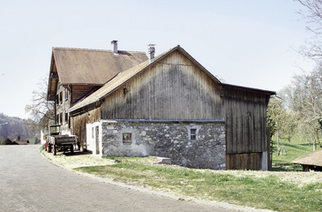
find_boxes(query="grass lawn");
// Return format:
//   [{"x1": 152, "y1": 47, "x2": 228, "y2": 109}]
[
  {"x1": 71, "y1": 134, "x2": 322, "y2": 212},
  {"x1": 76, "y1": 155, "x2": 322, "y2": 212},
  {"x1": 272, "y1": 134, "x2": 320, "y2": 171}
]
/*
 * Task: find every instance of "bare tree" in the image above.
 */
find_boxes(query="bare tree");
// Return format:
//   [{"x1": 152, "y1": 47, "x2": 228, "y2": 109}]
[
  {"x1": 296, "y1": 0, "x2": 322, "y2": 59},
  {"x1": 25, "y1": 77, "x2": 55, "y2": 130},
  {"x1": 283, "y1": 65, "x2": 322, "y2": 150},
  {"x1": 267, "y1": 96, "x2": 298, "y2": 155}
]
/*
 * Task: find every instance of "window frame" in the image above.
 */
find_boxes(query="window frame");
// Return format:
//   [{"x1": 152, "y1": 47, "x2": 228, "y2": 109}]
[
  {"x1": 122, "y1": 132, "x2": 132, "y2": 144},
  {"x1": 190, "y1": 128, "x2": 197, "y2": 140}
]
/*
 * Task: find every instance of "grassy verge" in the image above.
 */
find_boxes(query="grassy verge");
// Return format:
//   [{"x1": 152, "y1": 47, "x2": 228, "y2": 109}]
[{"x1": 76, "y1": 157, "x2": 322, "y2": 212}]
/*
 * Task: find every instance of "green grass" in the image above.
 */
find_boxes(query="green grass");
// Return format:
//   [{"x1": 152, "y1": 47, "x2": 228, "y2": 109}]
[
  {"x1": 76, "y1": 157, "x2": 322, "y2": 212},
  {"x1": 73, "y1": 134, "x2": 322, "y2": 211},
  {"x1": 272, "y1": 135, "x2": 319, "y2": 171}
]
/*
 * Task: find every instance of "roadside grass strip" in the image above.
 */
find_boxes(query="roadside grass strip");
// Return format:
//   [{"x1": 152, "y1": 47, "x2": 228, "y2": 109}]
[{"x1": 75, "y1": 157, "x2": 322, "y2": 212}]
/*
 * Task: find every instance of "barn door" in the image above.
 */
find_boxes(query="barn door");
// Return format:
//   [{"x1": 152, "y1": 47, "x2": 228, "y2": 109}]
[{"x1": 95, "y1": 126, "x2": 100, "y2": 154}]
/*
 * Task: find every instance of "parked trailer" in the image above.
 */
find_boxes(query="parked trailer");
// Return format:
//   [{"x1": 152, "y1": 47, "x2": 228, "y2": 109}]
[{"x1": 46, "y1": 125, "x2": 77, "y2": 155}]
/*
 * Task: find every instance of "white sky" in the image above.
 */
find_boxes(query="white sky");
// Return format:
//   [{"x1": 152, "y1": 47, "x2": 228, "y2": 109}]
[{"x1": 0, "y1": 0, "x2": 316, "y2": 119}]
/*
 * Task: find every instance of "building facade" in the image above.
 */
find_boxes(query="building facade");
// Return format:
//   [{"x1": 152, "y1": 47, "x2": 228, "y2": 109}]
[{"x1": 47, "y1": 43, "x2": 275, "y2": 170}]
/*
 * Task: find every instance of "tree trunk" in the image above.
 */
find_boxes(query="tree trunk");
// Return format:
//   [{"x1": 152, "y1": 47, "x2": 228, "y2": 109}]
[
  {"x1": 313, "y1": 129, "x2": 320, "y2": 151},
  {"x1": 277, "y1": 129, "x2": 280, "y2": 156}
]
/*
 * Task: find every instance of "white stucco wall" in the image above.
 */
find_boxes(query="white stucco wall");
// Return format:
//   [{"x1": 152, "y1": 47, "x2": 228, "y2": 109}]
[{"x1": 86, "y1": 122, "x2": 102, "y2": 156}]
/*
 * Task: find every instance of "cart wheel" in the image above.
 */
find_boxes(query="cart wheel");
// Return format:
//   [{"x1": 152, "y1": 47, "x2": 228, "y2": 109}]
[
  {"x1": 70, "y1": 145, "x2": 74, "y2": 153},
  {"x1": 53, "y1": 145, "x2": 57, "y2": 155}
]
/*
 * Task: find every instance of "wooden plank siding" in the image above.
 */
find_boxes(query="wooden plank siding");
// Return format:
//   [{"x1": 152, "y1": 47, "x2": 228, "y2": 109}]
[
  {"x1": 226, "y1": 153, "x2": 262, "y2": 170},
  {"x1": 72, "y1": 107, "x2": 100, "y2": 150},
  {"x1": 70, "y1": 85, "x2": 100, "y2": 105},
  {"x1": 224, "y1": 86, "x2": 270, "y2": 155},
  {"x1": 100, "y1": 51, "x2": 224, "y2": 120}
]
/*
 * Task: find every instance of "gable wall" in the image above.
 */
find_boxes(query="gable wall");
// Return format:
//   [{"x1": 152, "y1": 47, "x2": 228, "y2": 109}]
[
  {"x1": 101, "y1": 51, "x2": 224, "y2": 120},
  {"x1": 70, "y1": 85, "x2": 100, "y2": 105}
]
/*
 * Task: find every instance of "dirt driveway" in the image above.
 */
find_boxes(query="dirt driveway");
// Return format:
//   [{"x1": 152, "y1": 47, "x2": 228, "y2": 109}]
[{"x1": 0, "y1": 145, "x2": 234, "y2": 212}]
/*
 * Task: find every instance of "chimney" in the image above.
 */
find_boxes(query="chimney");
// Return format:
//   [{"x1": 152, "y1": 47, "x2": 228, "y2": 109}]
[
  {"x1": 111, "y1": 40, "x2": 118, "y2": 54},
  {"x1": 148, "y1": 44, "x2": 156, "y2": 62}
]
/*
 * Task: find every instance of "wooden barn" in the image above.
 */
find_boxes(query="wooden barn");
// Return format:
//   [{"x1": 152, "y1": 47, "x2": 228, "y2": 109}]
[{"x1": 47, "y1": 41, "x2": 275, "y2": 170}]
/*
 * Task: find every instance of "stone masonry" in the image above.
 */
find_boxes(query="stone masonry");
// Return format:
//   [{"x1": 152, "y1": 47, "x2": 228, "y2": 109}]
[{"x1": 101, "y1": 120, "x2": 226, "y2": 170}]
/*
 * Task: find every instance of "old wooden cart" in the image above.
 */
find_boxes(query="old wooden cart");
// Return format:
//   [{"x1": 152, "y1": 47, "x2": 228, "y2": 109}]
[{"x1": 46, "y1": 125, "x2": 77, "y2": 155}]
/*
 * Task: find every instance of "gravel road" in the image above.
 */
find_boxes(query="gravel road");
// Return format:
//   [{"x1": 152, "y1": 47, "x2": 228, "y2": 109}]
[{"x1": 0, "y1": 145, "x2": 236, "y2": 212}]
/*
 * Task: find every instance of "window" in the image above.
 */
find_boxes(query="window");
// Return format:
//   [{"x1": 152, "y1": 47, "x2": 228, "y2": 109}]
[
  {"x1": 65, "y1": 113, "x2": 68, "y2": 124},
  {"x1": 59, "y1": 91, "x2": 63, "y2": 104},
  {"x1": 65, "y1": 89, "x2": 69, "y2": 101},
  {"x1": 56, "y1": 114, "x2": 59, "y2": 124},
  {"x1": 92, "y1": 127, "x2": 94, "y2": 139},
  {"x1": 122, "y1": 133, "x2": 132, "y2": 144},
  {"x1": 190, "y1": 128, "x2": 197, "y2": 140},
  {"x1": 59, "y1": 113, "x2": 62, "y2": 124}
]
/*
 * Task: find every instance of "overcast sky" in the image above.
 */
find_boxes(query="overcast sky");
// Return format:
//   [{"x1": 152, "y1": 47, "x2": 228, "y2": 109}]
[{"x1": 0, "y1": 0, "x2": 316, "y2": 119}]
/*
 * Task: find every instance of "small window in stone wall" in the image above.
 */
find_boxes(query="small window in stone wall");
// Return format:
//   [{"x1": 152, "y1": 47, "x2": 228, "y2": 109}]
[
  {"x1": 190, "y1": 128, "x2": 197, "y2": 140},
  {"x1": 122, "y1": 133, "x2": 132, "y2": 144}
]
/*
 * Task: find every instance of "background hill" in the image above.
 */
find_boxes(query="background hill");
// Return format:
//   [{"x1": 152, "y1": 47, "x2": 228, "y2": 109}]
[{"x1": 0, "y1": 113, "x2": 39, "y2": 144}]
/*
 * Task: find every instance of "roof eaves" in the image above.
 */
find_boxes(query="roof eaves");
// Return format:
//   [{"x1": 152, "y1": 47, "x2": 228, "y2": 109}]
[
  {"x1": 222, "y1": 83, "x2": 276, "y2": 95},
  {"x1": 47, "y1": 52, "x2": 56, "y2": 101},
  {"x1": 69, "y1": 62, "x2": 151, "y2": 113},
  {"x1": 92, "y1": 47, "x2": 182, "y2": 104},
  {"x1": 69, "y1": 99, "x2": 100, "y2": 113}
]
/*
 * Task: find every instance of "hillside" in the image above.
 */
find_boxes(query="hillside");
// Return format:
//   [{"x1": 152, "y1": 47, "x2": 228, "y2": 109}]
[{"x1": 0, "y1": 113, "x2": 38, "y2": 143}]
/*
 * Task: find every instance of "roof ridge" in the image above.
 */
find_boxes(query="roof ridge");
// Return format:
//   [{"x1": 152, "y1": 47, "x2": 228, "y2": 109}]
[{"x1": 52, "y1": 47, "x2": 146, "y2": 54}]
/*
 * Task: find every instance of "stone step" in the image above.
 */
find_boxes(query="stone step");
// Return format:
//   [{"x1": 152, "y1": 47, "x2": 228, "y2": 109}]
[{"x1": 156, "y1": 157, "x2": 172, "y2": 165}]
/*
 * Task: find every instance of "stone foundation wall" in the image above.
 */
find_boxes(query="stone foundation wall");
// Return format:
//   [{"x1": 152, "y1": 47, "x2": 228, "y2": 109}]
[{"x1": 101, "y1": 120, "x2": 226, "y2": 170}]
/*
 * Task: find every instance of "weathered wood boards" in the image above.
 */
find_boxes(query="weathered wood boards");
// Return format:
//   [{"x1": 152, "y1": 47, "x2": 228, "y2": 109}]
[
  {"x1": 226, "y1": 152, "x2": 262, "y2": 170},
  {"x1": 223, "y1": 85, "x2": 271, "y2": 170},
  {"x1": 100, "y1": 51, "x2": 224, "y2": 120}
]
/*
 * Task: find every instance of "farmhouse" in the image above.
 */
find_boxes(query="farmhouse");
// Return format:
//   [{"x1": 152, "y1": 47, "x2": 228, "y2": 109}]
[{"x1": 47, "y1": 41, "x2": 275, "y2": 170}]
